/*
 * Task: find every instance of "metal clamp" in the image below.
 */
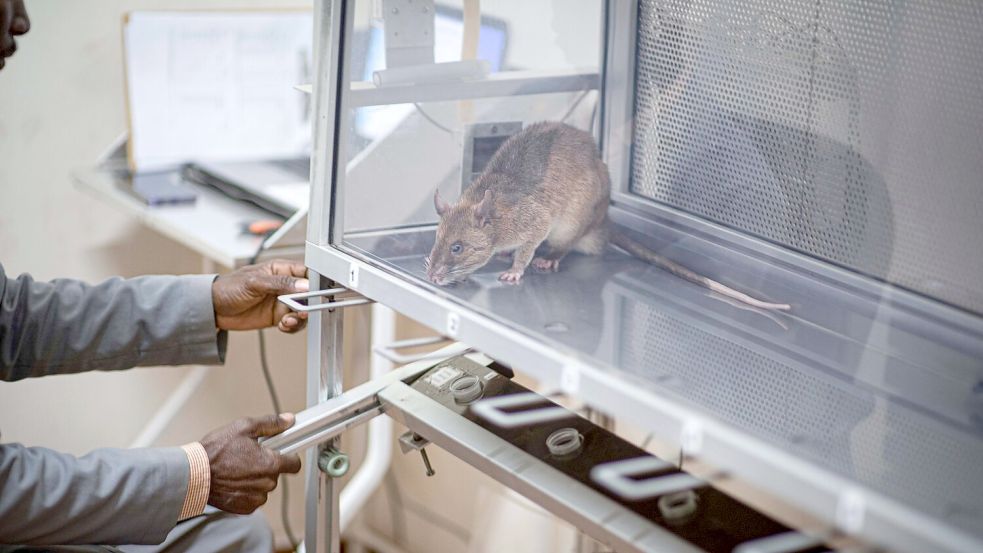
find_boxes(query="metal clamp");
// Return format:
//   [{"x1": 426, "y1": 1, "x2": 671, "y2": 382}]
[
  {"x1": 374, "y1": 335, "x2": 474, "y2": 364},
  {"x1": 278, "y1": 287, "x2": 373, "y2": 313},
  {"x1": 590, "y1": 457, "x2": 706, "y2": 501},
  {"x1": 471, "y1": 392, "x2": 575, "y2": 428}
]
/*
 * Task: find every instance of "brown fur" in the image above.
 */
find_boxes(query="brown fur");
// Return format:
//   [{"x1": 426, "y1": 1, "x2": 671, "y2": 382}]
[{"x1": 426, "y1": 121, "x2": 789, "y2": 310}]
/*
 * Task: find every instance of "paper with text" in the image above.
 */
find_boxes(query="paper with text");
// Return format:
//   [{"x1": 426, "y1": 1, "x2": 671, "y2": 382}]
[{"x1": 124, "y1": 11, "x2": 313, "y2": 171}]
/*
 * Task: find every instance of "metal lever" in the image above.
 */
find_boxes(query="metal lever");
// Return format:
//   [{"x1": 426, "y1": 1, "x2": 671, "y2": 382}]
[
  {"x1": 374, "y1": 336, "x2": 474, "y2": 364},
  {"x1": 260, "y1": 342, "x2": 474, "y2": 455},
  {"x1": 277, "y1": 287, "x2": 373, "y2": 313}
]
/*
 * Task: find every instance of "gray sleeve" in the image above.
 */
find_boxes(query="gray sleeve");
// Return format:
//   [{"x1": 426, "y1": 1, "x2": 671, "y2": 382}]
[
  {"x1": 0, "y1": 443, "x2": 189, "y2": 545},
  {"x1": 0, "y1": 263, "x2": 227, "y2": 381}
]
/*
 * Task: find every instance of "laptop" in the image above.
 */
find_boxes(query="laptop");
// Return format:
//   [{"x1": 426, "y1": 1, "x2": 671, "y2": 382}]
[{"x1": 184, "y1": 158, "x2": 310, "y2": 218}]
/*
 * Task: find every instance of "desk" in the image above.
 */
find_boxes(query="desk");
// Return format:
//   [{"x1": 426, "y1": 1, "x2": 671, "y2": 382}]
[{"x1": 73, "y1": 136, "x2": 305, "y2": 269}]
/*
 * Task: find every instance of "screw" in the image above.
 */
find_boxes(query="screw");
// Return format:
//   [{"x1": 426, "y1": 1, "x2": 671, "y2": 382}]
[{"x1": 418, "y1": 448, "x2": 436, "y2": 477}]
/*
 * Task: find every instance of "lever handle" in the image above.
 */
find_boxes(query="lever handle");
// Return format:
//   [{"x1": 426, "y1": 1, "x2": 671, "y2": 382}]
[{"x1": 277, "y1": 287, "x2": 373, "y2": 313}]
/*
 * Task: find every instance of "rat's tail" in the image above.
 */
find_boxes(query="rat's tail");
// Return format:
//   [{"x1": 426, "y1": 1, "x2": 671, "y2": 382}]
[{"x1": 610, "y1": 231, "x2": 791, "y2": 311}]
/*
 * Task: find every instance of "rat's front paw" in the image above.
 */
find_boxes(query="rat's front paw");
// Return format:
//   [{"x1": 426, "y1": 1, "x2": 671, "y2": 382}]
[
  {"x1": 532, "y1": 258, "x2": 560, "y2": 272},
  {"x1": 499, "y1": 269, "x2": 524, "y2": 283}
]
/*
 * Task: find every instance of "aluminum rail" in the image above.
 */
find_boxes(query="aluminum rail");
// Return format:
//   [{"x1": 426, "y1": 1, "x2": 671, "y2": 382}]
[{"x1": 260, "y1": 342, "x2": 472, "y2": 455}]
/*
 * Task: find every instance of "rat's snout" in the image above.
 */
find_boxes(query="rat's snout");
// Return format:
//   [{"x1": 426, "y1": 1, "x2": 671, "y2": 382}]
[{"x1": 426, "y1": 263, "x2": 449, "y2": 285}]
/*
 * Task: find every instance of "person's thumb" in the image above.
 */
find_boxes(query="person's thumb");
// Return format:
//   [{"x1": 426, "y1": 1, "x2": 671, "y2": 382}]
[
  {"x1": 292, "y1": 277, "x2": 310, "y2": 293},
  {"x1": 11, "y1": 1, "x2": 30, "y2": 34},
  {"x1": 245, "y1": 413, "x2": 295, "y2": 438},
  {"x1": 255, "y1": 274, "x2": 308, "y2": 295}
]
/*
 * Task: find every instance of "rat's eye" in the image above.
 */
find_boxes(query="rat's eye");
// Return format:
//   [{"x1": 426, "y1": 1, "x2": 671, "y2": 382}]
[{"x1": 450, "y1": 242, "x2": 464, "y2": 255}]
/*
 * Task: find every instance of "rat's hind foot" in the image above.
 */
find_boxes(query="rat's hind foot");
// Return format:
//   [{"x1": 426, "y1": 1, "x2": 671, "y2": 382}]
[
  {"x1": 499, "y1": 269, "x2": 525, "y2": 283},
  {"x1": 532, "y1": 258, "x2": 560, "y2": 272}
]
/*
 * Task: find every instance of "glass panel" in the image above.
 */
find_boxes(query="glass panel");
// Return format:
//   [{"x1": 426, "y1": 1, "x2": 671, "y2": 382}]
[
  {"x1": 338, "y1": 0, "x2": 603, "y2": 235},
  {"x1": 329, "y1": 0, "x2": 983, "y2": 544}
]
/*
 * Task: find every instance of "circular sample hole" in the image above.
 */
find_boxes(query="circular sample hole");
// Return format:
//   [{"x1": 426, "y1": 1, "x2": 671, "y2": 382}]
[
  {"x1": 449, "y1": 374, "x2": 483, "y2": 404},
  {"x1": 546, "y1": 427, "x2": 584, "y2": 458},
  {"x1": 657, "y1": 490, "x2": 699, "y2": 525}
]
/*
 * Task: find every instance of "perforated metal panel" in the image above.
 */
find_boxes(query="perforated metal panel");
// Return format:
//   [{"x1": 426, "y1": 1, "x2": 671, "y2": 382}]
[
  {"x1": 631, "y1": 0, "x2": 983, "y2": 314},
  {"x1": 618, "y1": 300, "x2": 983, "y2": 541}
]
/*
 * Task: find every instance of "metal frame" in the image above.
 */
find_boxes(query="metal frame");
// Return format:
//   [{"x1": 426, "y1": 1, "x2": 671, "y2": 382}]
[
  {"x1": 303, "y1": 240, "x2": 982, "y2": 553},
  {"x1": 304, "y1": 0, "x2": 347, "y2": 549},
  {"x1": 600, "y1": 0, "x2": 638, "y2": 190},
  {"x1": 301, "y1": 1, "x2": 983, "y2": 552}
]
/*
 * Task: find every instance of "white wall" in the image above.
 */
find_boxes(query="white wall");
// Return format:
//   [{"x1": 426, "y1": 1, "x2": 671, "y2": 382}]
[
  {"x1": 0, "y1": 1, "x2": 313, "y2": 546},
  {"x1": 0, "y1": 2, "x2": 606, "y2": 551}
]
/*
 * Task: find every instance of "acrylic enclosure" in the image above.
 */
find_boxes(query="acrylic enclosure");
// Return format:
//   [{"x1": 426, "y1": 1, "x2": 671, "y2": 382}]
[{"x1": 305, "y1": 1, "x2": 983, "y2": 551}]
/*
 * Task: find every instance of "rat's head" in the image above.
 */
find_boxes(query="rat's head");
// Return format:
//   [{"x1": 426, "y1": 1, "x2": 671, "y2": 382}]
[{"x1": 426, "y1": 188, "x2": 497, "y2": 285}]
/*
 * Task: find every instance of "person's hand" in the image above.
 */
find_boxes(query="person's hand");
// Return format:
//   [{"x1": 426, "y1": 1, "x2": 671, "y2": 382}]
[
  {"x1": 212, "y1": 259, "x2": 309, "y2": 333},
  {"x1": 0, "y1": 0, "x2": 29, "y2": 71},
  {"x1": 200, "y1": 413, "x2": 302, "y2": 515}
]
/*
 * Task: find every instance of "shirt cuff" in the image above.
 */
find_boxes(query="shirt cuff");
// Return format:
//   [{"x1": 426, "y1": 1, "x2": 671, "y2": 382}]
[
  {"x1": 178, "y1": 442, "x2": 211, "y2": 520},
  {"x1": 177, "y1": 274, "x2": 227, "y2": 365}
]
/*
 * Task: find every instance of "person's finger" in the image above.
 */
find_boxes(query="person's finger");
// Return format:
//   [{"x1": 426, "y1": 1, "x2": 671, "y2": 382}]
[
  {"x1": 250, "y1": 273, "x2": 308, "y2": 296},
  {"x1": 278, "y1": 316, "x2": 307, "y2": 333},
  {"x1": 224, "y1": 477, "x2": 278, "y2": 492},
  {"x1": 11, "y1": 0, "x2": 29, "y2": 34},
  {"x1": 266, "y1": 259, "x2": 308, "y2": 279},
  {"x1": 280, "y1": 314, "x2": 299, "y2": 328},
  {"x1": 277, "y1": 452, "x2": 302, "y2": 474},
  {"x1": 211, "y1": 490, "x2": 267, "y2": 514},
  {"x1": 244, "y1": 413, "x2": 295, "y2": 438},
  {"x1": 1, "y1": 9, "x2": 13, "y2": 54},
  {"x1": 273, "y1": 300, "x2": 294, "y2": 323}
]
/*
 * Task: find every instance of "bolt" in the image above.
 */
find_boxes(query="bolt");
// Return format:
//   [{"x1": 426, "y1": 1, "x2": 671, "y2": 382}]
[{"x1": 418, "y1": 448, "x2": 436, "y2": 477}]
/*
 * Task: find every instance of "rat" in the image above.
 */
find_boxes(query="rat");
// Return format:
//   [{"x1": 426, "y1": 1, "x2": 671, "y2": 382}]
[{"x1": 425, "y1": 121, "x2": 790, "y2": 311}]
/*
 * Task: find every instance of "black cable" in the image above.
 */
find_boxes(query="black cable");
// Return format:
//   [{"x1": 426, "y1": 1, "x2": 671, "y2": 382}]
[
  {"x1": 249, "y1": 237, "x2": 300, "y2": 550},
  {"x1": 414, "y1": 103, "x2": 454, "y2": 134},
  {"x1": 258, "y1": 330, "x2": 282, "y2": 413}
]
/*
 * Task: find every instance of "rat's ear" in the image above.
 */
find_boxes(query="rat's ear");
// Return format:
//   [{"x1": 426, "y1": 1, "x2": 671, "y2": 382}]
[
  {"x1": 434, "y1": 189, "x2": 451, "y2": 217},
  {"x1": 473, "y1": 189, "x2": 495, "y2": 227}
]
